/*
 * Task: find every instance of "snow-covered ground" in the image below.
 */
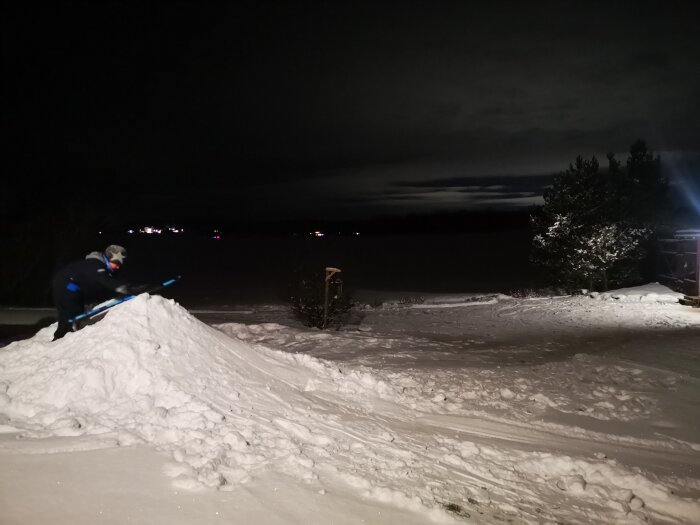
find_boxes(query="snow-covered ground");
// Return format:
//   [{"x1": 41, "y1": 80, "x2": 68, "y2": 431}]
[{"x1": 1, "y1": 283, "x2": 699, "y2": 524}]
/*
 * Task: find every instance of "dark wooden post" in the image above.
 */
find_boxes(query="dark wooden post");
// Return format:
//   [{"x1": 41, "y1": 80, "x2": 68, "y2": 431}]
[
  {"x1": 696, "y1": 238, "x2": 700, "y2": 297},
  {"x1": 323, "y1": 267, "x2": 341, "y2": 329}
]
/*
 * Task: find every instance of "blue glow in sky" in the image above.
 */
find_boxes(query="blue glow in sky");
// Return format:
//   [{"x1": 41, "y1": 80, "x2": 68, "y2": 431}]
[{"x1": 663, "y1": 153, "x2": 700, "y2": 217}]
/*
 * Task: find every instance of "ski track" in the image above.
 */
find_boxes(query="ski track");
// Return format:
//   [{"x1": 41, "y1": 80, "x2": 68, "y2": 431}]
[{"x1": 214, "y1": 294, "x2": 700, "y2": 523}]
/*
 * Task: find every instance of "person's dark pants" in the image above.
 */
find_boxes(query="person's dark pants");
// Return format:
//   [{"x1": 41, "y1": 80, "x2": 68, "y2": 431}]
[{"x1": 52, "y1": 282, "x2": 84, "y2": 341}]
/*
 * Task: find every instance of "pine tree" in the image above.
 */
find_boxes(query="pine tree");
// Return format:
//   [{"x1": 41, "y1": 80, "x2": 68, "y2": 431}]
[{"x1": 530, "y1": 141, "x2": 666, "y2": 290}]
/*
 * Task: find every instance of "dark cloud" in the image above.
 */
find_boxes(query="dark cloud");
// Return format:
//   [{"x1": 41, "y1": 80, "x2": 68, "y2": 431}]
[
  {"x1": 3, "y1": 1, "x2": 699, "y2": 222},
  {"x1": 394, "y1": 175, "x2": 554, "y2": 193},
  {"x1": 467, "y1": 192, "x2": 540, "y2": 200}
]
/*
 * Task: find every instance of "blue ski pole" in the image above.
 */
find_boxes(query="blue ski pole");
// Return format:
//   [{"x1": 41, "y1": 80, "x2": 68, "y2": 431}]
[{"x1": 70, "y1": 275, "x2": 182, "y2": 326}]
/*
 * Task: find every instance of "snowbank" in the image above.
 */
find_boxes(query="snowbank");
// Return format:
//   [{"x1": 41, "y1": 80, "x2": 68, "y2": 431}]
[{"x1": 590, "y1": 282, "x2": 684, "y2": 303}]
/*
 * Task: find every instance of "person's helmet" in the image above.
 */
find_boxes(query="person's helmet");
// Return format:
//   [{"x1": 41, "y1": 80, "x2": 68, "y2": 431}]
[{"x1": 105, "y1": 245, "x2": 127, "y2": 265}]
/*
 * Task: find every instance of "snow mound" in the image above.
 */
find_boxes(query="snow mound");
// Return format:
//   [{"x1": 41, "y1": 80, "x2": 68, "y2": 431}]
[
  {"x1": 0, "y1": 295, "x2": 461, "y2": 521},
  {"x1": 0, "y1": 296, "x2": 394, "y2": 489},
  {"x1": 589, "y1": 282, "x2": 684, "y2": 304}
]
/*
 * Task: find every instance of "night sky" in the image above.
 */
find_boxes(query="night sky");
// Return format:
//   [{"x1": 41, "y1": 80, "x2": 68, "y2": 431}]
[{"x1": 3, "y1": 2, "x2": 699, "y2": 224}]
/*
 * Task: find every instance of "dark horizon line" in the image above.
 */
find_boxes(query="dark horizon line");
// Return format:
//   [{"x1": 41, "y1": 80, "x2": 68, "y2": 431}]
[{"x1": 105, "y1": 207, "x2": 536, "y2": 237}]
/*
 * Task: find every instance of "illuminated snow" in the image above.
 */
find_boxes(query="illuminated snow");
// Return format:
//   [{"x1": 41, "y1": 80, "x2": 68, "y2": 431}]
[{"x1": 1, "y1": 283, "x2": 699, "y2": 524}]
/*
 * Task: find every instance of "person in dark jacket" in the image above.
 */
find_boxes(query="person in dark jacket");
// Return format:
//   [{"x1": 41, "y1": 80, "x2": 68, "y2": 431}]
[{"x1": 51, "y1": 245, "x2": 142, "y2": 340}]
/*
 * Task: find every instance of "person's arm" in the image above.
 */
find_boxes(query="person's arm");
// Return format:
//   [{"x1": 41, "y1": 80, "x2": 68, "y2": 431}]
[
  {"x1": 92, "y1": 261, "x2": 147, "y2": 295},
  {"x1": 87, "y1": 259, "x2": 147, "y2": 295},
  {"x1": 93, "y1": 266, "x2": 130, "y2": 294}
]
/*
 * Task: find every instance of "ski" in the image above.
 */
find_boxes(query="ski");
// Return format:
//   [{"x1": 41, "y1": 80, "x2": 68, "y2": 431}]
[{"x1": 70, "y1": 275, "x2": 182, "y2": 326}]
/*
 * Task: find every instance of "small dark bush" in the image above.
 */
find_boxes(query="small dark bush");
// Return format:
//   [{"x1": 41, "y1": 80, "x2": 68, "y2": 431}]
[
  {"x1": 508, "y1": 286, "x2": 575, "y2": 298},
  {"x1": 286, "y1": 266, "x2": 352, "y2": 329}
]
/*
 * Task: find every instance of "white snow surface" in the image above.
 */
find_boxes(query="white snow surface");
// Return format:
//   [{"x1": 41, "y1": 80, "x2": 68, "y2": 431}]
[
  {"x1": 1, "y1": 283, "x2": 700, "y2": 524},
  {"x1": 588, "y1": 282, "x2": 686, "y2": 303}
]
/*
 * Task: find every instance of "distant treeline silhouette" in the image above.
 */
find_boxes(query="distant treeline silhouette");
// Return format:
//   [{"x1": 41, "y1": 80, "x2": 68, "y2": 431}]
[{"x1": 181, "y1": 209, "x2": 533, "y2": 237}]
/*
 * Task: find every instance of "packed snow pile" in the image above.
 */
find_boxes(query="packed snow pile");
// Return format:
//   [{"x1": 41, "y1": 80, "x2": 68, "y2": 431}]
[
  {"x1": 1, "y1": 292, "x2": 699, "y2": 524},
  {"x1": 589, "y1": 282, "x2": 685, "y2": 303},
  {"x1": 0, "y1": 296, "x2": 396, "y2": 485},
  {"x1": 0, "y1": 295, "x2": 461, "y2": 520},
  {"x1": 364, "y1": 292, "x2": 512, "y2": 308}
]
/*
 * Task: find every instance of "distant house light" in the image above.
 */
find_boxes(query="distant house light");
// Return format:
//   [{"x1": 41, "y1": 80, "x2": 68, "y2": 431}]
[{"x1": 312, "y1": 231, "x2": 325, "y2": 237}]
